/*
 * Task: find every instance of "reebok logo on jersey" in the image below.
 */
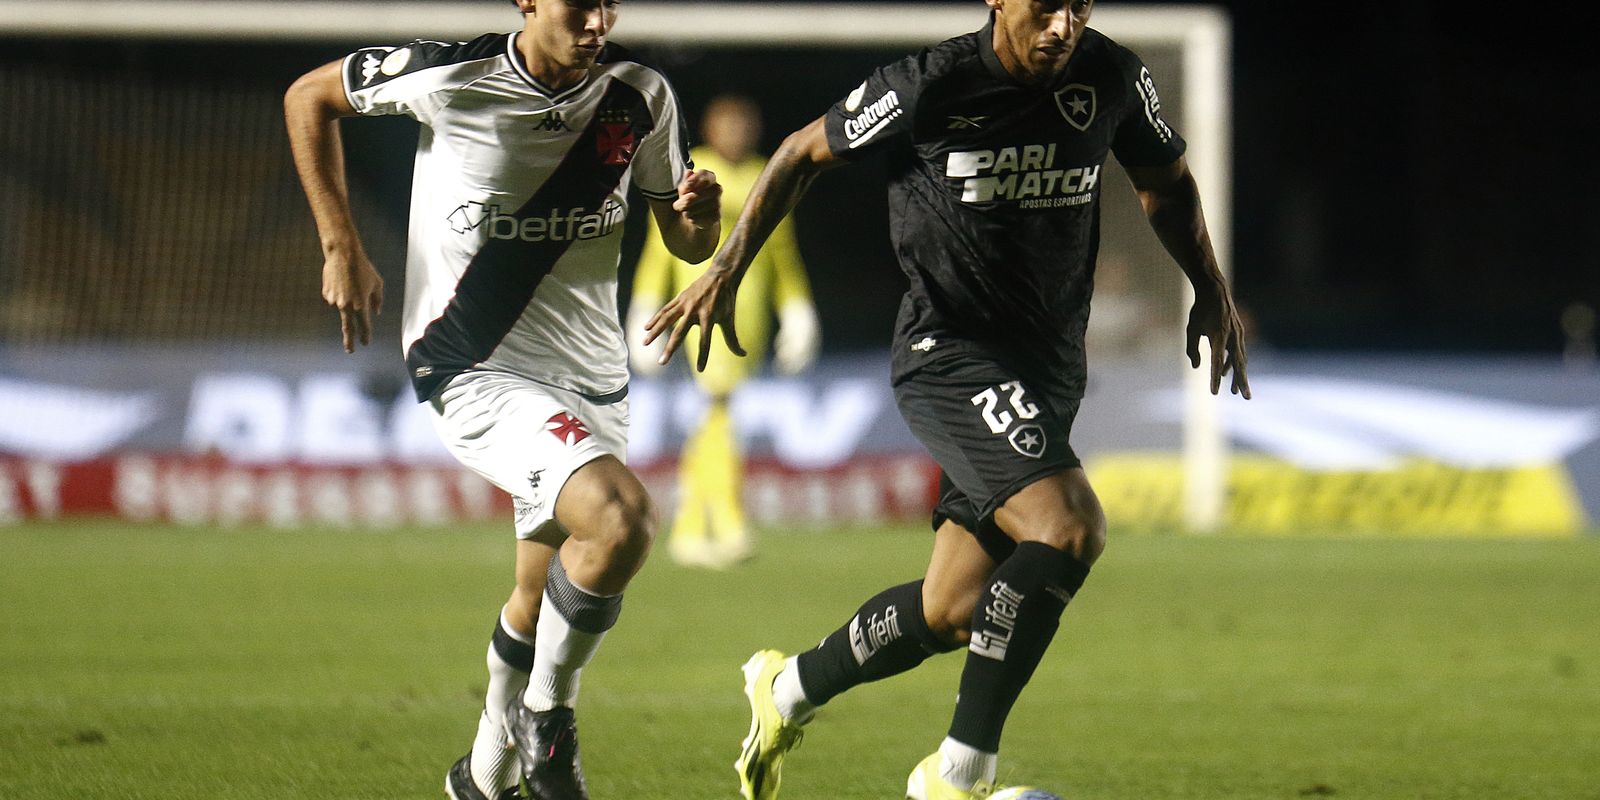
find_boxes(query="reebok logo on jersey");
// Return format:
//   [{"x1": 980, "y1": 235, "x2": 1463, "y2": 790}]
[
  {"x1": 848, "y1": 606, "x2": 904, "y2": 666},
  {"x1": 546, "y1": 412, "x2": 591, "y2": 445},
  {"x1": 1136, "y1": 67, "x2": 1174, "y2": 143},
  {"x1": 1054, "y1": 83, "x2": 1096, "y2": 131},
  {"x1": 842, "y1": 90, "x2": 902, "y2": 149},
  {"x1": 446, "y1": 200, "x2": 625, "y2": 243},
  {"x1": 911, "y1": 337, "x2": 938, "y2": 352},
  {"x1": 969, "y1": 581, "x2": 1024, "y2": 661},
  {"x1": 947, "y1": 115, "x2": 989, "y2": 130},
  {"x1": 946, "y1": 144, "x2": 1101, "y2": 207}
]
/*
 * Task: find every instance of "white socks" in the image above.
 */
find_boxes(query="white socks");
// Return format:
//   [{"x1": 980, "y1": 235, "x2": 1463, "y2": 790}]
[
  {"x1": 772, "y1": 655, "x2": 817, "y2": 724},
  {"x1": 523, "y1": 589, "x2": 609, "y2": 711},
  {"x1": 523, "y1": 555, "x2": 625, "y2": 713},
  {"x1": 473, "y1": 609, "x2": 533, "y2": 795},
  {"x1": 938, "y1": 736, "x2": 998, "y2": 790}
]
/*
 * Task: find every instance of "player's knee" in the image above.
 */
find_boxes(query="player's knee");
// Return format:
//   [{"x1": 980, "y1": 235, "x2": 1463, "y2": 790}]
[
  {"x1": 587, "y1": 484, "x2": 656, "y2": 560},
  {"x1": 1015, "y1": 505, "x2": 1106, "y2": 565},
  {"x1": 922, "y1": 593, "x2": 978, "y2": 649}
]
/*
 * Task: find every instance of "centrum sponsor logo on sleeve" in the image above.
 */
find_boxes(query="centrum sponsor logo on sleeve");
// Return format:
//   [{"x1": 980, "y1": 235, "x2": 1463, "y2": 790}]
[
  {"x1": 946, "y1": 143, "x2": 1101, "y2": 206},
  {"x1": 843, "y1": 90, "x2": 902, "y2": 149}
]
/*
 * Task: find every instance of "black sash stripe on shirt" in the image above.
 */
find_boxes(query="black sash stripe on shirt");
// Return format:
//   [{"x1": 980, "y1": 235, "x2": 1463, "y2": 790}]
[{"x1": 406, "y1": 78, "x2": 655, "y2": 401}]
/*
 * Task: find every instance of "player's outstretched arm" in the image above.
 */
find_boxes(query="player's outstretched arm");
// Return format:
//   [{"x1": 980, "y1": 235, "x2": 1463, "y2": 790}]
[
  {"x1": 284, "y1": 59, "x2": 384, "y2": 353},
  {"x1": 644, "y1": 116, "x2": 843, "y2": 372},
  {"x1": 1126, "y1": 156, "x2": 1251, "y2": 399}
]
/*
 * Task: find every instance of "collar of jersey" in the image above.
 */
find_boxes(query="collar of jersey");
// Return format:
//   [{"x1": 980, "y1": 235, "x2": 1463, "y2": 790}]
[{"x1": 506, "y1": 32, "x2": 594, "y2": 103}]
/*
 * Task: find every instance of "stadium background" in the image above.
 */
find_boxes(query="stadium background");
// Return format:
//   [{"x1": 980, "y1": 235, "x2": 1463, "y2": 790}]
[{"x1": 2, "y1": 3, "x2": 1598, "y2": 798}]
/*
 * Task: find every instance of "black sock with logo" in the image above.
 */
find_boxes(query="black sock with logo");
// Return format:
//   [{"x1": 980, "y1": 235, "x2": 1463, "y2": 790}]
[
  {"x1": 796, "y1": 580, "x2": 956, "y2": 706},
  {"x1": 947, "y1": 541, "x2": 1091, "y2": 752}
]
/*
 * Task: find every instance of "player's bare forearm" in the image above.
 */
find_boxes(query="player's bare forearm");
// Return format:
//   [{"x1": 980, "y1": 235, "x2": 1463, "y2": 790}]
[
  {"x1": 642, "y1": 117, "x2": 841, "y2": 370},
  {"x1": 1127, "y1": 157, "x2": 1251, "y2": 398},
  {"x1": 1128, "y1": 157, "x2": 1225, "y2": 293},
  {"x1": 284, "y1": 59, "x2": 384, "y2": 352},
  {"x1": 285, "y1": 62, "x2": 363, "y2": 251},
  {"x1": 649, "y1": 200, "x2": 720, "y2": 264},
  {"x1": 711, "y1": 117, "x2": 841, "y2": 281}
]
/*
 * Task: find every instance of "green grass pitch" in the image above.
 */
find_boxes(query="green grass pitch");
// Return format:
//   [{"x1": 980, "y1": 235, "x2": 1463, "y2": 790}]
[{"x1": 2, "y1": 521, "x2": 1598, "y2": 799}]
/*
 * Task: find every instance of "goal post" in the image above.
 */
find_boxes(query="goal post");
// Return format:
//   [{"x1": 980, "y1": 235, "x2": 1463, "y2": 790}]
[{"x1": 0, "y1": 0, "x2": 1231, "y2": 531}]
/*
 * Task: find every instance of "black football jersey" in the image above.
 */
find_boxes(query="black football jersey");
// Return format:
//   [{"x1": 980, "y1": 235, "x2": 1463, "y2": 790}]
[{"x1": 823, "y1": 15, "x2": 1184, "y2": 399}]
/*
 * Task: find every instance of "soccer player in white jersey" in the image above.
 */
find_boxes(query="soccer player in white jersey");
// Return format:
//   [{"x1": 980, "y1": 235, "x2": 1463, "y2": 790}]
[{"x1": 284, "y1": 1, "x2": 721, "y2": 798}]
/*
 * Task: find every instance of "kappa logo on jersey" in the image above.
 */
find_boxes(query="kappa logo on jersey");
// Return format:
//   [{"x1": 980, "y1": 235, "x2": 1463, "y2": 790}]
[
  {"x1": 1054, "y1": 83, "x2": 1097, "y2": 131},
  {"x1": 360, "y1": 53, "x2": 382, "y2": 86},
  {"x1": 546, "y1": 412, "x2": 591, "y2": 445},
  {"x1": 1008, "y1": 424, "x2": 1046, "y2": 459},
  {"x1": 596, "y1": 109, "x2": 636, "y2": 165},
  {"x1": 1136, "y1": 67, "x2": 1174, "y2": 143},
  {"x1": 842, "y1": 90, "x2": 902, "y2": 149},
  {"x1": 946, "y1": 144, "x2": 1101, "y2": 207},
  {"x1": 446, "y1": 200, "x2": 624, "y2": 243},
  {"x1": 911, "y1": 336, "x2": 938, "y2": 352},
  {"x1": 970, "y1": 581, "x2": 1024, "y2": 661},
  {"x1": 947, "y1": 115, "x2": 989, "y2": 131},
  {"x1": 533, "y1": 111, "x2": 570, "y2": 132}
]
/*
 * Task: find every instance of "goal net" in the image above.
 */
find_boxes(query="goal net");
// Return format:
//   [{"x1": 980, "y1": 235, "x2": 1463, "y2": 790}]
[{"x1": 0, "y1": 1, "x2": 1231, "y2": 528}]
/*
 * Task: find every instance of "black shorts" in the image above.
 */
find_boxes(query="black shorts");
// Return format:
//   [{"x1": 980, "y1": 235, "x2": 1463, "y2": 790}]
[{"x1": 892, "y1": 355, "x2": 1082, "y2": 562}]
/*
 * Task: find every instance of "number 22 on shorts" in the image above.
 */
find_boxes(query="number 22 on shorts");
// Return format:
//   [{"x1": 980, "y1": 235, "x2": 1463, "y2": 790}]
[{"x1": 971, "y1": 381, "x2": 1040, "y2": 434}]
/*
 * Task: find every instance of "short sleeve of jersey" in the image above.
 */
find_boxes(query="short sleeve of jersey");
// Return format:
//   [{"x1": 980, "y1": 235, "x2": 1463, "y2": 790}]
[
  {"x1": 342, "y1": 41, "x2": 469, "y2": 123},
  {"x1": 630, "y1": 78, "x2": 693, "y2": 200},
  {"x1": 1110, "y1": 52, "x2": 1186, "y2": 168},
  {"x1": 823, "y1": 55, "x2": 924, "y2": 160}
]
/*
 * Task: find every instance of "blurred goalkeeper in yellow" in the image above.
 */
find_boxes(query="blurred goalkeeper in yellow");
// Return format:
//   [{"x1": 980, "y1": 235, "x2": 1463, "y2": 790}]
[{"x1": 628, "y1": 94, "x2": 819, "y2": 569}]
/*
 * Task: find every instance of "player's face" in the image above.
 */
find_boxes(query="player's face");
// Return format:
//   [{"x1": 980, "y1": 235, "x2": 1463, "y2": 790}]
[
  {"x1": 525, "y1": 0, "x2": 619, "y2": 70},
  {"x1": 989, "y1": 0, "x2": 1092, "y2": 83}
]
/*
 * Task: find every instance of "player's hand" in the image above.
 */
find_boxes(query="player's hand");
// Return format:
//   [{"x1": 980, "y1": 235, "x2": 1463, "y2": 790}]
[
  {"x1": 1186, "y1": 280, "x2": 1251, "y2": 399},
  {"x1": 321, "y1": 250, "x2": 384, "y2": 353},
  {"x1": 643, "y1": 266, "x2": 745, "y2": 372},
  {"x1": 673, "y1": 169, "x2": 722, "y2": 229}
]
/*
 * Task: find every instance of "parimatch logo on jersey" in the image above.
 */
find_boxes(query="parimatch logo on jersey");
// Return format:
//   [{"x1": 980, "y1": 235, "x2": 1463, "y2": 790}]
[
  {"x1": 446, "y1": 200, "x2": 625, "y2": 243},
  {"x1": 946, "y1": 144, "x2": 1101, "y2": 207}
]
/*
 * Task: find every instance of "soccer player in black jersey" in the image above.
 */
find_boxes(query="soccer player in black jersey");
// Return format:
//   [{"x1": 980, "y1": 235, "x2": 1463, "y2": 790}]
[{"x1": 646, "y1": 1, "x2": 1249, "y2": 798}]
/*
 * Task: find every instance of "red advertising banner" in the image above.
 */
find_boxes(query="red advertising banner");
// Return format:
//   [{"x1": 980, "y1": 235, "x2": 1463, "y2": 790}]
[{"x1": 0, "y1": 455, "x2": 941, "y2": 528}]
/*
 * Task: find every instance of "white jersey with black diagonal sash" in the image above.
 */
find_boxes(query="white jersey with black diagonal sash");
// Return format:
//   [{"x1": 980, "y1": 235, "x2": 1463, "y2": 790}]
[{"x1": 341, "y1": 33, "x2": 691, "y2": 402}]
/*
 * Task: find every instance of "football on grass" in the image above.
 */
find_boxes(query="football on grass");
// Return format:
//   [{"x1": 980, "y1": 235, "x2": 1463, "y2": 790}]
[{"x1": 991, "y1": 788, "x2": 1064, "y2": 800}]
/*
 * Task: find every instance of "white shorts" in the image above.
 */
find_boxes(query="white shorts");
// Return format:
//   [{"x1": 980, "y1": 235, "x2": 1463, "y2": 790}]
[{"x1": 429, "y1": 370, "x2": 629, "y2": 543}]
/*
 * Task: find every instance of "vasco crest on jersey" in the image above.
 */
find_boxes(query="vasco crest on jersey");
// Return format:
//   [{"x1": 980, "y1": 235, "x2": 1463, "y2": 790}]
[
  {"x1": 595, "y1": 109, "x2": 636, "y2": 166},
  {"x1": 1053, "y1": 83, "x2": 1096, "y2": 132}
]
